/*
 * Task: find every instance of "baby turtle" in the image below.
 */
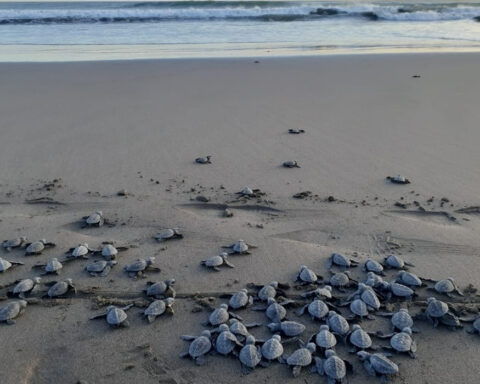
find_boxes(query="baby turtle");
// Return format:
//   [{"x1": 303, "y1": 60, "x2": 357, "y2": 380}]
[
  {"x1": 378, "y1": 308, "x2": 415, "y2": 332},
  {"x1": 223, "y1": 239, "x2": 256, "y2": 255},
  {"x1": 154, "y1": 228, "x2": 183, "y2": 241},
  {"x1": 144, "y1": 279, "x2": 176, "y2": 298},
  {"x1": 229, "y1": 288, "x2": 253, "y2": 310},
  {"x1": 362, "y1": 258, "x2": 385, "y2": 276},
  {"x1": 240, "y1": 335, "x2": 262, "y2": 373},
  {"x1": 236, "y1": 186, "x2": 262, "y2": 198},
  {"x1": 143, "y1": 298, "x2": 175, "y2": 323},
  {"x1": 283, "y1": 160, "x2": 300, "y2": 168},
  {"x1": 201, "y1": 252, "x2": 235, "y2": 271},
  {"x1": 124, "y1": 257, "x2": 160, "y2": 277},
  {"x1": 254, "y1": 281, "x2": 287, "y2": 301},
  {"x1": 357, "y1": 351, "x2": 399, "y2": 382},
  {"x1": 195, "y1": 155, "x2": 212, "y2": 164},
  {"x1": 466, "y1": 316, "x2": 480, "y2": 335},
  {"x1": 430, "y1": 277, "x2": 463, "y2": 297},
  {"x1": 382, "y1": 327, "x2": 417, "y2": 358},
  {"x1": 12, "y1": 277, "x2": 41, "y2": 298},
  {"x1": 206, "y1": 303, "x2": 241, "y2": 326},
  {"x1": 180, "y1": 330, "x2": 212, "y2": 365},
  {"x1": 46, "y1": 278, "x2": 76, "y2": 298},
  {"x1": 43, "y1": 258, "x2": 63, "y2": 275},
  {"x1": 313, "y1": 350, "x2": 351, "y2": 383},
  {"x1": 253, "y1": 298, "x2": 289, "y2": 322},
  {"x1": 346, "y1": 324, "x2": 373, "y2": 352},
  {"x1": 313, "y1": 324, "x2": 337, "y2": 351},
  {"x1": 349, "y1": 299, "x2": 374, "y2": 320},
  {"x1": 85, "y1": 260, "x2": 117, "y2": 277},
  {"x1": 383, "y1": 282, "x2": 415, "y2": 301},
  {"x1": 83, "y1": 211, "x2": 105, "y2": 227},
  {"x1": 386, "y1": 175, "x2": 410, "y2": 184},
  {"x1": 284, "y1": 342, "x2": 316, "y2": 377},
  {"x1": 25, "y1": 239, "x2": 56, "y2": 256},
  {"x1": 295, "y1": 265, "x2": 321, "y2": 285},
  {"x1": 327, "y1": 253, "x2": 359, "y2": 270},
  {"x1": 67, "y1": 243, "x2": 93, "y2": 259},
  {"x1": 0, "y1": 257, "x2": 23, "y2": 272},
  {"x1": 227, "y1": 318, "x2": 262, "y2": 341},
  {"x1": 2, "y1": 237, "x2": 27, "y2": 252},
  {"x1": 364, "y1": 272, "x2": 385, "y2": 289},
  {"x1": 382, "y1": 254, "x2": 413, "y2": 270},
  {"x1": 424, "y1": 297, "x2": 449, "y2": 327},
  {"x1": 298, "y1": 299, "x2": 329, "y2": 321},
  {"x1": 327, "y1": 311, "x2": 350, "y2": 337},
  {"x1": 268, "y1": 321, "x2": 305, "y2": 337},
  {"x1": 99, "y1": 244, "x2": 119, "y2": 260},
  {"x1": 214, "y1": 324, "x2": 242, "y2": 356},
  {"x1": 302, "y1": 286, "x2": 333, "y2": 300},
  {"x1": 348, "y1": 283, "x2": 381, "y2": 311},
  {"x1": 91, "y1": 304, "x2": 133, "y2": 327},
  {"x1": 288, "y1": 129, "x2": 305, "y2": 134},
  {"x1": 396, "y1": 271, "x2": 422, "y2": 287},
  {"x1": 261, "y1": 334, "x2": 284, "y2": 362},
  {"x1": 329, "y1": 271, "x2": 356, "y2": 292},
  {"x1": 0, "y1": 300, "x2": 27, "y2": 324}
]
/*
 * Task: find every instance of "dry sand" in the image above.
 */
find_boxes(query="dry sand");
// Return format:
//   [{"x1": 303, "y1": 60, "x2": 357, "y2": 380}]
[{"x1": 0, "y1": 53, "x2": 480, "y2": 384}]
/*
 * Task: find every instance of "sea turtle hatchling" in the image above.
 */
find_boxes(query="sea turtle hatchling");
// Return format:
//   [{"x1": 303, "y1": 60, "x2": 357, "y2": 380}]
[
  {"x1": 297, "y1": 299, "x2": 329, "y2": 321},
  {"x1": 222, "y1": 239, "x2": 256, "y2": 255},
  {"x1": 268, "y1": 321, "x2": 305, "y2": 337},
  {"x1": 295, "y1": 265, "x2": 321, "y2": 285},
  {"x1": 85, "y1": 260, "x2": 117, "y2": 277},
  {"x1": 429, "y1": 277, "x2": 463, "y2": 297},
  {"x1": 386, "y1": 175, "x2": 410, "y2": 184},
  {"x1": 239, "y1": 335, "x2": 262, "y2": 373},
  {"x1": 154, "y1": 228, "x2": 183, "y2": 242},
  {"x1": 143, "y1": 298, "x2": 175, "y2": 323},
  {"x1": 0, "y1": 300, "x2": 27, "y2": 324},
  {"x1": 205, "y1": 303, "x2": 242, "y2": 326},
  {"x1": 2, "y1": 237, "x2": 26, "y2": 252},
  {"x1": 377, "y1": 308, "x2": 415, "y2": 332},
  {"x1": 288, "y1": 129, "x2": 305, "y2": 134},
  {"x1": 213, "y1": 324, "x2": 242, "y2": 356},
  {"x1": 236, "y1": 186, "x2": 263, "y2": 198},
  {"x1": 466, "y1": 316, "x2": 480, "y2": 335},
  {"x1": 284, "y1": 342, "x2": 316, "y2": 377},
  {"x1": 180, "y1": 330, "x2": 213, "y2": 365},
  {"x1": 312, "y1": 324, "x2": 337, "y2": 351},
  {"x1": 283, "y1": 160, "x2": 301, "y2": 168},
  {"x1": 261, "y1": 334, "x2": 284, "y2": 363},
  {"x1": 346, "y1": 324, "x2": 373, "y2": 353},
  {"x1": 396, "y1": 271, "x2": 422, "y2": 287},
  {"x1": 253, "y1": 281, "x2": 288, "y2": 301},
  {"x1": 383, "y1": 282, "x2": 415, "y2": 301},
  {"x1": 12, "y1": 277, "x2": 41, "y2": 299},
  {"x1": 423, "y1": 297, "x2": 449, "y2": 327},
  {"x1": 227, "y1": 318, "x2": 262, "y2": 341},
  {"x1": 362, "y1": 258, "x2": 385, "y2": 276},
  {"x1": 327, "y1": 311, "x2": 350, "y2": 337},
  {"x1": 144, "y1": 279, "x2": 176, "y2": 298},
  {"x1": 67, "y1": 243, "x2": 93, "y2": 259},
  {"x1": 201, "y1": 252, "x2": 235, "y2": 271},
  {"x1": 99, "y1": 244, "x2": 119, "y2": 260},
  {"x1": 357, "y1": 351, "x2": 399, "y2": 383},
  {"x1": 43, "y1": 258, "x2": 63, "y2": 275},
  {"x1": 302, "y1": 286, "x2": 333, "y2": 300},
  {"x1": 228, "y1": 288, "x2": 253, "y2": 310},
  {"x1": 195, "y1": 155, "x2": 212, "y2": 164},
  {"x1": 124, "y1": 257, "x2": 160, "y2": 278},
  {"x1": 25, "y1": 239, "x2": 56, "y2": 256},
  {"x1": 327, "y1": 253, "x2": 359, "y2": 270},
  {"x1": 329, "y1": 271, "x2": 357, "y2": 292},
  {"x1": 90, "y1": 304, "x2": 133, "y2": 327},
  {"x1": 382, "y1": 254, "x2": 414, "y2": 270},
  {"x1": 0, "y1": 257, "x2": 23, "y2": 272},
  {"x1": 46, "y1": 278, "x2": 76, "y2": 298},
  {"x1": 252, "y1": 297, "x2": 290, "y2": 323},
  {"x1": 347, "y1": 283, "x2": 381, "y2": 311},
  {"x1": 349, "y1": 299, "x2": 374, "y2": 320},
  {"x1": 313, "y1": 349, "x2": 351, "y2": 383},
  {"x1": 380, "y1": 327, "x2": 417, "y2": 358},
  {"x1": 364, "y1": 272, "x2": 385, "y2": 289},
  {"x1": 83, "y1": 211, "x2": 105, "y2": 227}
]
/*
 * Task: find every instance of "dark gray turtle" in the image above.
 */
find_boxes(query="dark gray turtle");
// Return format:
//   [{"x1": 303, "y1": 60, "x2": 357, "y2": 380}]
[
  {"x1": 283, "y1": 160, "x2": 300, "y2": 168},
  {"x1": 382, "y1": 327, "x2": 417, "y2": 358},
  {"x1": 288, "y1": 129, "x2": 305, "y2": 134},
  {"x1": 83, "y1": 211, "x2": 105, "y2": 227},
  {"x1": 386, "y1": 175, "x2": 410, "y2": 184},
  {"x1": 0, "y1": 257, "x2": 23, "y2": 272},
  {"x1": 261, "y1": 334, "x2": 284, "y2": 362},
  {"x1": 145, "y1": 279, "x2": 176, "y2": 298},
  {"x1": 90, "y1": 304, "x2": 133, "y2": 327},
  {"x1": 201, "y1": 252, "x2": 234, "y2": 271},
  {"x1": 223, "y1": 239, "x2": 256, "y2": 255},
  {"x1": 229, "y1": 288, "x2": 253, "y2": 310},
  {"x1": 143, "y1": 298, "x2": 175, "y2": 323},
  {"x1": 349, "y1": 299, "x2": 374, "y2": 320},
  {"x1": 154, "y1": 228, "x2": 183, "y2": 241},
  {"x1": 228, "y1": 318, "x2": 262, "y2": 341},
  {"x1": 85, "y1": 260, "x2": 117, "y2": 277},
  {"x1": 124, "y1": 257, "x2": 160, "y2": 277},
  {"x1": 268, "y1": 321, "x2": 305, "y2": 337},
  {"x1": 46, "y1": 278, "x2": 76, "y2": 298},
  {"x1": 438, "y1": 311, "x2": 463, "y2": 330},
  {"x1": 327, "y1": 253, "x2": 359, "y2": 270},
  {"x1": 313, "y1": 324, "x2": 337, "y2": 350},
  {"x1": 423, "y1": 297, "x2": 449, "y2": 327},
  {"x1": 396, "y1": 271, "x2": 422, "y2": 287},
  {"x1": 466, "y1": 316, "x2": 480, "y2": 335},
  {"x1": 430, "y1": 277, "x2": 463, "y2": 297},
  {"x1": 295, "y1": 265, "x2": 321, "y2": 285},
  {"x1": 357, "y1": 351, "x2": 399, "y2": 383},
  {"x1": 12, "y1": 277, "x2": 41, "y2": 299},
  {"x1": 239, "y1": 335, "x2": 262, "y2": 373},
  {"x1": 195, "y1": 155, "x2": 212, "y2": 164},
  {"x1": 2, "y1": 237, "x2": 26, "y2": 252},
  {"x1": 347, "y1": 283, "x2": 381, "y2": 311},
  {"x1": 329, "y1": 271, "x2": 357, "y2": 292},
  {"x1": 214, "y1": 324, "x2": 242, "y2": 356},
  {"x1": 346, "y1": 324, "x2": 373, "y2": 352},
  {"x1": 25, "y1": 239, "x2": 56, "y2": 256},
  {"x1": 362, "y1": 258, "x2": 385, "y2": 276},
  {"x1": 301, "y1": 285, "x2": 333, "y2": 300},
  {"x1": 298, "y1": 299, "x2": 329, "y2": 321},
  {"x1": 313, "y1": 350, "x2": 350, "y2": 384},
  {"x1": 0, "y1": 300, "x2": 27, "y2": 324},
  {"x1": 327, "y1": 311, "x2": 350, "y2": 337},
  {"x1": 180, "y1": 330, "x2": 212, "y2": 365},
  {"x1": 382, "y1": 254, "x2": 414, "y2": 270},
  {"x1": 206, "y1": 303, "x2": 242, "y2": 326},
  {"x1": 284, "y1": 342, "x2": 316, "y2": 377}
]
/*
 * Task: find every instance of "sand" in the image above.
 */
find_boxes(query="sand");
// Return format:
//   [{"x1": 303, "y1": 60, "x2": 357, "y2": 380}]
[{"x1": 0, "y1": 53, "x2": 480, "y2": 384}]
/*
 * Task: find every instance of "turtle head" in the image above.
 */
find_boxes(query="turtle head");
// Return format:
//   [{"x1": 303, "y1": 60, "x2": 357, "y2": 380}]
[
  {"x1": 367, "y1": 272, "x2": 376, "y2": 278},
  {"x1": 20, "y1": 236, "x2": 27, "y2": 242},
  {"x1": 327, "y1": 310, "x2": 337, "y2": 318},
  {"x1": 300, "y1": 265, "x2": 307, "y2": 270},
  {"x1": 352, "y1": 324, "x2": 361, "y2": 331},
  {"x1": 269, "y1": 281, "x2": 279, "y2": 289},
  {"x1": 324, "y1": 285, "x2": 332, "y2": 292},
  {"x1": 108, "y1": 260, "x2": 118, "y2": 266},
  {"x1": 219, "y1": 324, "x2": 229, "y2": 332},
  {"x1": 344, "y1": 271, "x2": 352, "y2": 277},
  {"x1": 220, "y1": 252, "x2": 229, "y2": 259},
  {"x1": 164, "y1": 298, "x2": 175, "y2": 307},
  {"x1": 96, "y1": 211, "x2": 103, "y2": 216},
  {"x1": 166, "y1": 278, "x2": 176, "y2": 286},
  {"x1": 402, "y1": 327, "x2": 412, "y2": 335},
  {"x1": 65, "y1": 278, "x2": 74, "y2": 286},
  {"x1": 325, "y1": 349, "x2": 335, "y2": 358},
  {"x1": 246, "y1": 335, "x2": 256, "y2": 345},
  {"x1": 447, "y1": 277, "x2": 455, "y2": 282},
  {"x1": 427, "y1": 297, "x2": 436, "y2": 304},
  {"x1": 219, "y1": 303, "x2": 228, "y2": 310},
  {"x1": 240, "y1": 288, "x2": 248, "y2": 294},
  {"x1": 357, "y1": 351, "x2": 370, "y2": 361},
  {"x1": 267, "y1": 297, "x2": 276, "y2": 305},
  {"x1": 399, "y1": 308, "x2": 409, "y2": 313},
  {"x1": 146, "y1": 257, "x2": 156, "y2": 265},
  {"x1": 33, "y1": 276, "x2": 42, "y2": 284},
  {"x1": 40, "y1": 239, "x2": 47, "y2": 244},
  {"x1": 51, "y1": 257, "x2": 58, "y2": 262},
  {"x1": 201, "y1": 330, "x2": 211, "y2": 338},
  {"x1": 18, "y1": 300, "x2": 28, "y2": 309},
  {"x1": 319, "y1": 324, "x2": 329, "y2": 331},
  {"x1": 272, "y1": 334, "x2": 281, "y2": 341},
  {"x1": 229, "y1": 318, "x2": 239, "y2": 325},
  {"x1": 106, "y1": 305, "x2": 116, "y2": 312},
  {"x1": 306, "y1": 343, "x2": 316, "y2": 353}
]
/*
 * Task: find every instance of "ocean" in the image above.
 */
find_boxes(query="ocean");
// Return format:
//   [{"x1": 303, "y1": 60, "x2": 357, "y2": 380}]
[{"x1": 1, "y1": 1, "x2": 480, "y2": 61}]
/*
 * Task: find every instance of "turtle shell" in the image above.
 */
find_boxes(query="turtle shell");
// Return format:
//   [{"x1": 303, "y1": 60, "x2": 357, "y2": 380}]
[
  {"x1": 349, "y1": 326, "x2": 372, "y2": 348},
  {"x1": 157, "y1": 228, "x2": 176, "y2": 240},
  {"x1": 229, "y1": 319, "x2": 249, "y2": 337},
  {"x1": 435, "y1": 279, "x2": 455, "y2": 293},
  {"x1": 241, "y1": 187, "x2": 254, "y2": 196},
  {"x1": 0, "y1": 301, "x2": 26, "y2": 321},
  {"x1": 229, "y1": 290, "x2": 249, "y2": 309},
  {"x1": 232, "y1": 240, "x2": 248, "y2": 254},
  {"x1": 390, "y1": 282, "x2": 414, "y2": 297},
  {"x1": 268, "y1": 321, "x2": 305, "y2": 336},
  {"x1": 398, "y1": 272, "x2": 422, "y2": 287},
  {"x1": 261, "y1": 335, "x2": 283, "y2": 360},
  {"x1": 287, "y1": 347, "x2": 313, "y2": 367},
  {"x1": 0, "y1": 258, "x2": 12, "y2": 272},
  {"x1": 299, "y1": 266, "x2": 317, "y2": 283},
  {"x1": 331, "y1": 253, "x2": 350, "y2": 267},
  {"x1": 204, "y1": 255, "x2": 224, "y2": 267},
  {"x1": 13, "y1": 279, "x2": 35, "y2": 294},
  {"x1": 308, "y1": 299, "x2": 329, "y2": 319},
  {"x1": 390, "y1": 332, "x2": 412, "y2": 352},
  {"x1": 126, "y1": 259, "x2": 147, "y2": 272},
  {"x1": 324, "y1": 354, "x2": 346, "y2": 380},
  {"x1": 107, "y1": 307, "x2": 128, "y2": 325},
  {"x1": 369, "y1": 353, "x2": 399, "y2": 374},
  {"x1": 189, "y1": 335, "x2": 211, "y2": 358},
  {"x1": 3, "y1": 238, "x2": 24, "y2": 249},
  {"x1": 315, "y1": 326, "x2": 337, "y2": 349},
  {"x1": 350, "y1": 299, "x2": 368, "y2": 317},
  {"x1": 391, "y1": 309, "x2": 413, "y2": 330},
  {"x1": 240, "y1": 344, "x2": 261, "y2": 368},
  {"x1": 327, "y1": 312, "x2": 350, "y2": 336},
  {"x1": 427, "y1": 298, "x2": 449, "y2": 317},
  {"x1": 26, "y1": 241, "x2": 45, "y2": 254},
  {"x1": 209, "y1": 305, "x2": 229, "y2": 325},
  {"x1": 47, "y1": 281, "x2": 70, "y2": 297},
  {"x1": 215, "y1": 330, "x2": 238, "y2": 355},
  {"x1": 330, "y1": 272, "x2": 349, "y2": 287},
  {"x1": 72, "y1": 245, "x2": 89, "y2": 257},
  {"x1": 145, "y1": 300, "x2": 166, "y2": 316},
  {"x1": 360, "y1": 287, "x2": 380, "y2": 310},
  {"x1": 364, "y1": 259, "x2": 383, "y2": 273},
  {"x1": 86, "y1": 260, "x2": 107, "y2": 273},
  {"x1": 258, "y1": 284, "x2": 276, "y2": 301},
  {"x1": 86, "y1": 212, "x2": 103, "y2": 225},
  {"x1": 102, "y1": 244, "x2": 118, "y2": 259},
  {"x1": 46, "y1": 258, "x2": 62, "y2": 273},
  {"x1": 147, "y1": 281, "x2": 169, "y2": 296},
  {"x1": 473, "y1": 317, "x2": 480, "y2": 333},
  {"x1": 384, "y1": 255, "x2": 405, "y2": 269},
  {"x1": 266, "y1": 301, "x2": 287, "y2": 322}
]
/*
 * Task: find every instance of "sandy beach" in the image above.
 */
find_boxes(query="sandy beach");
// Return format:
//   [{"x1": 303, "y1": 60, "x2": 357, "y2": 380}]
[{"x1": 1, "y1": 53, "x2": 480, "y2": 384}]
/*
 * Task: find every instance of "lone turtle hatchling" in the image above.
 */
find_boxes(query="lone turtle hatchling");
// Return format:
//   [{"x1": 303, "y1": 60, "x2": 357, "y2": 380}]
[
  {"x1": 0, "y1": 300, "x2": 27, "y2": 325},
  {"x1": 2, "y1": 237, "x2": 27, "y2": 252},
  {"x1": 85, "y1": 260, "x2": 118, "y2": 277},
  {"x1": 378, "y1": 327, "x2": 417, "y2": 358},
  {"x1": 222, "y1": 239, "x2": 256, "y2": 255},
  {"x1": 11, "y1": 277, "x2": 41, "y2": 299},
  {"x1": 295, "y1": 265, "x2": 321, "y2": 285},
  {"x1": 313, "y1": 349, "x2": 352, "y2": 383},
  {"x1": 143, "y1": 298, "x2": 175, "y2": 323},
  {"x1": 283, "y1": 342, "x2": 316, "y2": 377},
  {"x1": 144, "y1": 279, "x2": 176, "y2": 298},
  {"x1": 382, "y1": 254, "x2": 414, "y2": 270},
  {"x1": 268, "y1": 321, "x2": 305, "y2": 337},
  {"x1": 124, "y1": 257, "x2": 160, "y2": 278},
  {"x1": 213, "y1": 324, "x2": 242, "y2": 356},
  {"x1": 428, "y1": 277, "x2": 463, "y2": 298},
  {"x1": 239, "y1": 335, "x2": 262, "y2": 373},
  {"x1": 357, "y1": 351, "x2": 399, "y2": 383},
  {"x1": 228, "y1": 288, "x2": 253, "y2": 310},
  {"x1": 82, "y1": 211, "x2": 105, "y2": 228},
  {"x1": 283, "y1": 160, "x2": 300, "y2": 168},
  {"x1": 386, "y1": 175, "x2": 410, "y2": 184},
  {"x1": 0, "y1": 257, "x2": 24, "y2": 272},
  {"x1": 288, "y1": 129, "x2": 305, "y2": 134},
  {"x1": 25, "y1": 239, "x2": 56, "y2": 256},
  {"x1": 362, "y1": 258, "x2": 385, "y2": 276},
  {"x1": 154, "y1": 228, "x2": 183, "y2": 242},
  {"x1": 201, "y1": 252, "x2": 235, "y2": 271},
  {"x1": 91, "y1": 304, "x2": 133, "y2": 327},
  {"x1": 326, "y1": 253, "x2": 359, "y2": 270},
  {"x1": 45, "y1": 278, "x2": 76, "y2": 298},
  {"x1": 261, "y1": 334, "x2": 284, "y2": 363},
  {"x1": 195, "y1": 155, "x2": 212, "y2": 164},
  {"x1": 180, "y1": 330, "x2": 212, "y2": 365}
]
